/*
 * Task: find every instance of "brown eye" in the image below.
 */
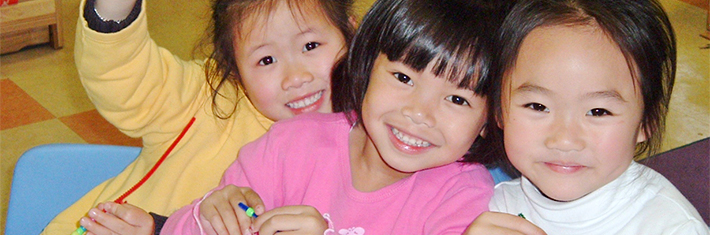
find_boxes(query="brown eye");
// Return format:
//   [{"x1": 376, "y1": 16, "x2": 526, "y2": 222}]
[
  {"x1": 393, "y1": 72, "x2": 413, "y2": 86},
  {"x1": 446, "y1": 95, "x2": 470, "y2": 106},
  {"x1": 258, "y1": 56, "x2": 276, "y2": 66},
  {"x1": 303, "y1": 42, "x2": 320, "y2": 52},
  {"x1": 525, "y1": 103, "x2": 549, "y2": 113},
  {"x1": 587, "y1": 108, "x2": 612, "y2": 116}
]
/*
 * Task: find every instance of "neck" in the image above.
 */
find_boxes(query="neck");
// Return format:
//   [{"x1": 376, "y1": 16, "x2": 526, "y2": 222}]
[{"x1": 349, "y1": 124, "x2": 412, "y2": 192}]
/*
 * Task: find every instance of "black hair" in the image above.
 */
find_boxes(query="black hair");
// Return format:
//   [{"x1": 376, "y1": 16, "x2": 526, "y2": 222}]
[
  {"x1": 333, "y1": 0, "x2": 513, "y2": 164},
  {"x1": 489, "y1": 0, "x2": 676, "y2": 174},
  {"x1": 204, "y1": 0, "x2": 356, "y2": 118}
]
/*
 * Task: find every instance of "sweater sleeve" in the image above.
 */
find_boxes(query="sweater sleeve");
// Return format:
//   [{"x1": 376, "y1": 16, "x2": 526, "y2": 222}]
[
  {"x1": 74, "y1": 0, "x2": 208, "y2": 145},
  {"x1": 161, "y1": 128, "x2": 283, "y2": 234}
]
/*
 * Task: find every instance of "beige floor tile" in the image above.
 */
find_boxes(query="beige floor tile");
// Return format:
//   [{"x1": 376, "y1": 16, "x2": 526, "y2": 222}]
[{"x1": 2, "y1": 50, "x2": 95, "y2": 118}]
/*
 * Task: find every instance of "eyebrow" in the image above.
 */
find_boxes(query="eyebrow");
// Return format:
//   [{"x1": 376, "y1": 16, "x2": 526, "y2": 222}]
[
  {"x1": 582, "y1": 90, "x2": 627, "y2": 102},
  {"x1": 513, "y1": 83, "x2": 552, "y2": 96},
  {"x1": 246, "y1": 28, "x2": 316, "y2": 56},
  {"x1": 513, "y1": 82, "x2": 627, "y2": 102}
]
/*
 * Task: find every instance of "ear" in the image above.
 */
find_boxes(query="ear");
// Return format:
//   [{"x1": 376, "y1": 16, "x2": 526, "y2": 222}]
[
  {"x1": 349, "y1": 15, "x2": 359, "y2": 28},
  {"x1": 636, "y1": 124, "x2": 647, "y2": 143},
  {"x1": 479, "y1": 124, "x2": 487, "y2": 138}
]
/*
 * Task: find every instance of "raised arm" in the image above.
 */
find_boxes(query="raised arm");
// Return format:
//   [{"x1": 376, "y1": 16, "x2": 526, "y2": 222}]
[{"x1": 75, "y1": 0, "x2": 207, "y2": 142}]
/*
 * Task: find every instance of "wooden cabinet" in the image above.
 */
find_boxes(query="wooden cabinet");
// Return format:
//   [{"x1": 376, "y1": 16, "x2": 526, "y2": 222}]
[{"x1": 1, "y1": 0, "x2": 63, "y2": 54}]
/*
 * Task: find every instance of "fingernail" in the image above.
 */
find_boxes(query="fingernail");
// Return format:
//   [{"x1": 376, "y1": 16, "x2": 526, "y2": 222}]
[{"x1": 89, "y1": 209, "x2": 98, "y2": 217}]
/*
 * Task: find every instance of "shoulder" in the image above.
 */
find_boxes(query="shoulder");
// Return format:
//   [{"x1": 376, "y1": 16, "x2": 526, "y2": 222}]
[
  {"x1": 489, "y1": 178, "x2": 524, "y2": 212},
  {"x1": 264, "y1": 112, "x2": 350, "y2": 140},
  {"x1": 269, "y1": 112, "x2": 349, "y2": 132},
  {"x1": 493, "y1": 178, "x2": 522, "y2": 193},
  {"x1": 633, "y1": 164, "x2": 706, "y2": 223},
  {"x1": 253, "y1": 112, "x2": 350, "y2": 159},
  {"x1": 417, "y1": 163, "x2": 494, "y2": 192}
]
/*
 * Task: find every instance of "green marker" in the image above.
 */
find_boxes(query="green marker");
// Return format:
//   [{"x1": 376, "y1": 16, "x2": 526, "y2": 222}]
[{"x1": 70, "y1": 226, "x2": 86, "y2": 235}]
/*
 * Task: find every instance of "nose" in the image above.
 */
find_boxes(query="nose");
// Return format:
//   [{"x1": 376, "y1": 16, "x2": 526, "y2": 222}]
[
  {"x1": 402, "y1": 98, "x2": 436, "y2": 128},
  {"x1": 281, "y1": 62, "x2": 315, "y2": 90},
  {"x1": 544, "y1": 117, "x2": 585, "y2": 152}
]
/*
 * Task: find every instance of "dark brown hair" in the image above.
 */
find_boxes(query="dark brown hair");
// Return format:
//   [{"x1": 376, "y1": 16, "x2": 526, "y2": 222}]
[
  {"x1": 332, "y1": 0, "x2": 513, "y2": 165},
  {"x1": 489, "y1": 0, "x2": 676, "y2": 174},
  {"x1": 203, "y1": 0, "x2": 356, "y2": 118}
]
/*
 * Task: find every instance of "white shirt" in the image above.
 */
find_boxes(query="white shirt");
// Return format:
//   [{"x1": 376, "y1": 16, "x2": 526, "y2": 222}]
[{"x1": 490, "y1": 162, "x2": 709, "y2": 235}]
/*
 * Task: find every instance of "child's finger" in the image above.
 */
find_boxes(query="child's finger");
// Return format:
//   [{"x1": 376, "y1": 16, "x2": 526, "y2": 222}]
[
  {"x1": 228, "y1": 198, "x2": 254, "y2": 235},
  {"x1": 253, "y1": 205, "x2": 325, "y2": 234},
  {"x1": 242, "y1": 188, "x2": 265, "y2": 215},
  {"x1": 108, "y1": 202, "x2": 153, "y2": 226},
  {"x1": 87, "y1": 207, "x2": 133, "y2": 233},
  {"x1": 202, "y1": 201, "x2": 240, "y2": 235},
  {"x1": 80, "y1": 216, "x2": 113, "y2": 235},
  {"x1": 465, "y1": 212, "x2": 546, "y2": 235},
  {"x1": 257, "y1": 213, "x2": 301, "y2": 235}
]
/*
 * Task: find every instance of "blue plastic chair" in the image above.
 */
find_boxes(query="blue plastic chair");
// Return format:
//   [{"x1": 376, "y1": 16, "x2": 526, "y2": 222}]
[
  {"x1": 5, "y1": 143, "x2": 512, "y2": 235},
  {"x1": 489, "y1": 166, "x2": 513, "y2": 184},
  {"x1": 5, "y1": 144, "x2": 141, "y2": 235}
]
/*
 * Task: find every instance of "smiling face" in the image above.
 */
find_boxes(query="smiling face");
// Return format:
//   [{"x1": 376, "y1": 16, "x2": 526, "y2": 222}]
[
  {"x1": 501, "y1": 24, "x2": 647, "y2": 201},
  {"x1": 358, "y1": 54, "x2": 487, "y2": 176},
  {"x1": 234, "y1": 1, "x2": 347, "y2": 121}
]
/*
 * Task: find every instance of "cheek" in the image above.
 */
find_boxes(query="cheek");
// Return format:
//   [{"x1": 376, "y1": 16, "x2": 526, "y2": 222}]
[
  {"x1": 317, "y1": 48, "x2": 343, "y2": 74},
  {"x1": 502, "y1": 118, "x2": 534, "y2": 160},
  {"x1": 593, "y1": 125, "x2": 639, "y2": 157},
  {"x1": 241, "y1": 73, "x2": 280, "y2": 106}
]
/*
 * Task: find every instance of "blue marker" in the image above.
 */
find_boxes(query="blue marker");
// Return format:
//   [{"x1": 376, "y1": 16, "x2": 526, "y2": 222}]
[{"x1": 238, "y1": 202, "x2": 258, "y2": 218}]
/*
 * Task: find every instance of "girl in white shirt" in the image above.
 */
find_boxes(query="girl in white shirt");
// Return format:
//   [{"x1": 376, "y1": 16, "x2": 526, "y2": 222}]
[{"x1": 465, "y1": 0, "x2": 709, "y2": 234}]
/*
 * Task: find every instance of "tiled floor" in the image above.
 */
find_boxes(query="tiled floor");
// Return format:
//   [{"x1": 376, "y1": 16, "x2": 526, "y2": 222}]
[{"x1": 0, "y1": 0, "x2": 706, "y2": 232}]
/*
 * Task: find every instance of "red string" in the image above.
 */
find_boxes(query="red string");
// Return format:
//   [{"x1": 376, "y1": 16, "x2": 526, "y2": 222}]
[{"x1": 114, "y1": 117, "x2": 196, "y2": 204}]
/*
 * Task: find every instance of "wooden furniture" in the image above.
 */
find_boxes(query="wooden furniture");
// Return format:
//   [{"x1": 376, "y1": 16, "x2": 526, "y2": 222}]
[
  {"x1": 1, "y1": 0, "x2": 63, "y2": 54},
  {"x1": 703, "y1": 3, "x2": 709, "y2": 40}
]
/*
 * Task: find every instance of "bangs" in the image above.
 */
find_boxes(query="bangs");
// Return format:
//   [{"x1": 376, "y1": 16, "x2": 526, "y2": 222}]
[
  {"x1": 374, "y1": 0, "x2": 495, "y2": 93},
  {"x1": 383, "y1": 38, "x2": 487, "y2": 92},
  {"x1": 233, "y1": 0, "x2": 327, "y2": 39}
]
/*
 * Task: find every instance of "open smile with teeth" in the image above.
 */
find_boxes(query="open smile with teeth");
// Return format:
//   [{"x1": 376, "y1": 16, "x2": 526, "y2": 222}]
[
  {"x1": 392, "y1": 127, "x2": 431, "y2": 148},
  {"x1": 286, "y1": 91, "x2": 323, "y2": 109}
]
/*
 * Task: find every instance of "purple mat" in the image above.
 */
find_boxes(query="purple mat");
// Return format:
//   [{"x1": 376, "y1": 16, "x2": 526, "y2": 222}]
[{"x1": 641, "y1": 137, "x2": 709, "y2": 225}]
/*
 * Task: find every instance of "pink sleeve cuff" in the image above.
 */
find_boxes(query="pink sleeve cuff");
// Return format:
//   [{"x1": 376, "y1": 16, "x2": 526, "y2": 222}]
[
  {"x1": 192, "y1": 191, "x2": 215, "y2": 234},
  {"x1": 323, "y1": 213, "x2": 335, "y2": 235}
]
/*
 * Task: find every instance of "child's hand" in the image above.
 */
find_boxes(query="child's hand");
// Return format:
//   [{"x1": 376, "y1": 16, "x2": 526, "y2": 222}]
[
  {"x1": 252, "y1": 205, "x2": 327, "y2": 235},
  {"x1": 80, "y1": 202, "x2": 154, "y2": 235},
  {"x1": 463, "y1": 211, "x2": 546, "y2": 235},
  {"x1": 199, "y1": 185, "x2": 265, "y2": 235}
]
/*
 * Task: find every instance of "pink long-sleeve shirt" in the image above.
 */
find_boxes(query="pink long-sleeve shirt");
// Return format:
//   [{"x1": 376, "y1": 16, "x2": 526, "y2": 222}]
[{"x1": 162, "y1": 112, "x2": 493, "y2": 234}]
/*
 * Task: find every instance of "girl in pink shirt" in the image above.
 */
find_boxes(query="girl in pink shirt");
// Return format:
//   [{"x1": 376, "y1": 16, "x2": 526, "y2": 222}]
[{"x1": 94, "y1": 0, "x2": 508, "y2": 234}]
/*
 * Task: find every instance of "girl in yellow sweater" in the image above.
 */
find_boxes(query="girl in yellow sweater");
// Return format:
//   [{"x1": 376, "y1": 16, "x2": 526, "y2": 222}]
[{"x1": 42, "y1": 0, "x2": 356, "y2": 234}]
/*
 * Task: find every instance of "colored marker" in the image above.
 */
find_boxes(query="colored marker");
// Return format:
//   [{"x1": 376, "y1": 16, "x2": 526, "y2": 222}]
[
  {"x1": 238, "y1": 202, "x2": 258, "y2": 218},
  {"x1": 517, "y1": 213, "x2": 526, "y2": 219},
  {"x1": 71, "y1": 226, "x2": 87, "y2": 235}
]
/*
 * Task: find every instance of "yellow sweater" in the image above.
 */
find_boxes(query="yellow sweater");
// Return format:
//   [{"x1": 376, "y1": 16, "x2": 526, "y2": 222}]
[{"x1": 41, "y1": 0, "x2": 273, "y2": 233}]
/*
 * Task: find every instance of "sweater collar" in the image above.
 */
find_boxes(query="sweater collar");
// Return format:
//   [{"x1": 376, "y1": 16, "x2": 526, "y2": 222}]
[{"x1": 521, "y1": 161, "x2": 644, "y2": 223}]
